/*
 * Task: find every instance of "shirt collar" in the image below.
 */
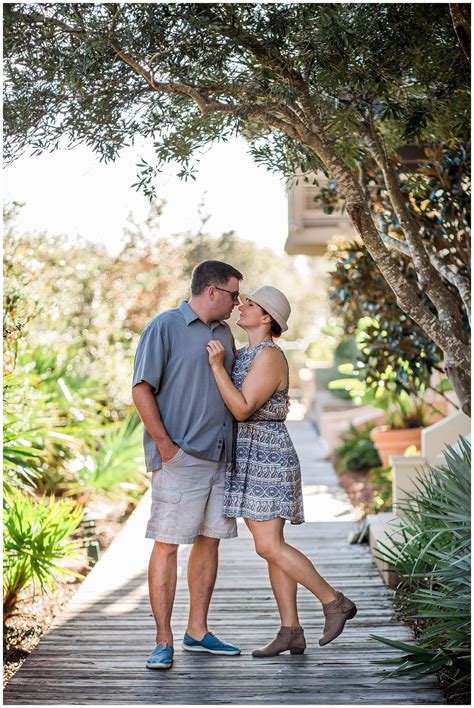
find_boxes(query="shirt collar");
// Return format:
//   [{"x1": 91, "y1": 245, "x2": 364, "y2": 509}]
[
  {"x1": 179, "y1": 300, "x2": 223, "y2": 330},
  {"x1": 179, "y1": 300, "x2": 199, "y2": 326}
]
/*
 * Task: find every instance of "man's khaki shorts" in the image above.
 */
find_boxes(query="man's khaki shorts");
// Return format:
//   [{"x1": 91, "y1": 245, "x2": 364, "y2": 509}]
[{"x1": 145, "y1": 448, "x2": 238, "y2": 545}]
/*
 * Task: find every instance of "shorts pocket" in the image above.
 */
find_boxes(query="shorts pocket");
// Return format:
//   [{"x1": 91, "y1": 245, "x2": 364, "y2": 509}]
[
  {"x1": 151, "y1": 489, "x2": 182, "y2": 503},
  {"x1": 149, "y1": 489, "x2": 182, "y2": 535},
  {"x1": 162, "y1": 447, "x2": 185, "y2": 467}
]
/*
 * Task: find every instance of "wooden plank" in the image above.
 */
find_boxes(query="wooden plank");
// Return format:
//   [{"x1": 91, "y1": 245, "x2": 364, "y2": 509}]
[{"x1": 3, "y1": 421, "x2": 444, "y2": 705}]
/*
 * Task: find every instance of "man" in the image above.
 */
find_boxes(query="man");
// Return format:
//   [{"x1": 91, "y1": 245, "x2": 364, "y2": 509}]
[{"x1": 132, "y1": 260, "x2": 243, "y2": 670}]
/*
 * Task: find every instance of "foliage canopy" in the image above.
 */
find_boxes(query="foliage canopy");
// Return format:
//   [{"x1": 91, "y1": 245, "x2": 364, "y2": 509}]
[{"x1": 3, "y1": 3, "x2": 471, "y2": 412}]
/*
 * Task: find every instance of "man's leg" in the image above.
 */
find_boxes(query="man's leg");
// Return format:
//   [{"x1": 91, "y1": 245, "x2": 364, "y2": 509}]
[
  {"x1": 148, "y1": 540, "x2": 179, "y2": 645},
  {"x1": 186, "y1": 535, "x2": 220, "y2": 639}
]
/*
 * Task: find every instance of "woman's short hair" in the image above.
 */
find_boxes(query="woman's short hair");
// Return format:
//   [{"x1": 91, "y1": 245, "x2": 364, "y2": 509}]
[
  {"x1": 191, "y1": 260, "x2": 243, "y2": 295},
  {"x1": 270, "y1": 318, "x2": 283, "y2": 338},
  {"x1": 259, "y1": 304, "x2": 283, "y2": 338}
]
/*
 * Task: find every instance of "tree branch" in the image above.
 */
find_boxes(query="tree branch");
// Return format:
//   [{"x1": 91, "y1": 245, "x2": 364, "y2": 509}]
[
  {"x1": 427, "y1": 248, "x2": 471, "y2": 326},
  {"x1": 382, "y1": 234, "x2": 410, "y2": 257},
  {"x1": 360, "y1": 118, "x2": 465, "y2": 335},
  {"x1": 382, "y1": 233, "x2": 471, "y2": 325},
  {"x1": 249, "y1": 109, "x2": 302, "y2": 142},
  {"x1": 12, "y1": 8, "x2": 84, "y2": 37},
  {"x1": 108, "y1": 38, "x2": 235, "y2": 116},
  {"x1": 449, "y1": 3, "x2": 471, "y2": 63},
  {"x1": 301, "y1": 132, "x2": 470, "y2": 374},
  {"x1": 201, "y1": 5, "x2": 318, "y2": 128}
]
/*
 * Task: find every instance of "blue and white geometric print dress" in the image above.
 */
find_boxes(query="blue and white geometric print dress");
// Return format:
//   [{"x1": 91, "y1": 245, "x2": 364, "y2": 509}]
[{"x1": 222, "y1": 338, "x2": 305, "y2": 524}]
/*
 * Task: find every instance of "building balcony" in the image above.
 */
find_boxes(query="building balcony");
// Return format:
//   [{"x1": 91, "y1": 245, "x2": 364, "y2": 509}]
[
  {"x1": 285, "y1": 173, "x2": 358, "y2": 256},
  {"x1": 285, "y1": 145, "x2": 428, "y2": 256}
]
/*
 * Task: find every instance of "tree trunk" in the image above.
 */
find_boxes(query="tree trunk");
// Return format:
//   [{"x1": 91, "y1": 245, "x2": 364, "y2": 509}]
[
  {"x1": 449, "y1": 3, "x2": 471, "y2": 63},
  {"x1": 444, "y1": 360, "x2": 472, "y2": 416},
  {"x1": 302, "y1": 133, "x2": 472, "y2": 416}
]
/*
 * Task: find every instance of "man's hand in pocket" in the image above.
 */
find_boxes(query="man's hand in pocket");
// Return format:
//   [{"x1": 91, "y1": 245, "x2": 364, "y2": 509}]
[{"x1": 159, "y1": 441, "x2": 181, "y2": 464}]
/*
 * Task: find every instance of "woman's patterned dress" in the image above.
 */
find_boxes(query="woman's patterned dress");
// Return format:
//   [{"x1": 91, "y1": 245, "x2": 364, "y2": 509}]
[{"x1": 222, "y1": 337, "x2": 305, "y2": 524}]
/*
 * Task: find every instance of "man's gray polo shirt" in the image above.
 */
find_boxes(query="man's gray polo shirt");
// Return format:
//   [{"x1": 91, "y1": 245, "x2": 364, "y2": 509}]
[{"x1": 132, "y1": 300, "x2": 235, "y2": 472}]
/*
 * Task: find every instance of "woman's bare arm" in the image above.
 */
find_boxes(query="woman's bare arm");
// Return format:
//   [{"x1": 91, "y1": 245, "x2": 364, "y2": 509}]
[{"x1": 207, "y1": 342, "x2": 286, "y2": 421}]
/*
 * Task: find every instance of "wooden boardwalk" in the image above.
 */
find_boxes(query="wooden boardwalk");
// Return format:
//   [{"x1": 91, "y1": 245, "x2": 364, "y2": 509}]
[{"x1": 4, "y1": 422, "x2": 445, "y2": 704}]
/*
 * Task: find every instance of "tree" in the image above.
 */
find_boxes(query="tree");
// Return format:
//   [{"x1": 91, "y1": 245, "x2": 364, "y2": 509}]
[
  {"x1": 326, "y1": 141, "x2": 470, "y2": 401},
  {"x1": 3, "y1": 3, "x2": 471, "y2": 412},
  {"x1": 329, "y1": 241, "x2": 444, "y2": 397}
]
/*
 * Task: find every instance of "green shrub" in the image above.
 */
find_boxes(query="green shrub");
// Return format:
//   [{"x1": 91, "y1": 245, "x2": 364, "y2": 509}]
[
  {"x1": 3, "y1": 370, "x2": 47, "y2": 497},
  {"x1": 367, "y1": 466, "x2": 393, "y2": 512},
  {"x1": 370, "y1": 438, "x2": 471, "y2": 703},
  {"x1": 329, "y1": 364, "x2": 440, "y2": 430},
  {"x1": 334, "y1": 423, "x2": 381, "y2": 471},
  {"x1": 3, "y1": 490, "x2": 84, "y2": 620},
  {"x1": 316, "y1": 336, "x2": 360, "y2": 400},
  {"x1": 3, "y1": 349, "x2": 107, "y2": 498},
  {"x1": 67, "y1": 412, "x2": 146, "y2": 498}
]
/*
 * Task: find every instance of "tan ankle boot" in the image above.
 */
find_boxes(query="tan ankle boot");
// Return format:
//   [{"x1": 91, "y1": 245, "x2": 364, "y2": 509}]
[
  {"x1": 319, "y1": 591, "x2": 357, "y2": 646},
  {"x1": 252, "y1": 626, "x2": 306, "y2": 657}
]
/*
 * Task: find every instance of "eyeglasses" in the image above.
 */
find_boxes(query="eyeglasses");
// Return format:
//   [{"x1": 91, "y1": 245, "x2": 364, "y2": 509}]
[{"x1": 214, "y1": 286, "x2": 240, "y2": 302}]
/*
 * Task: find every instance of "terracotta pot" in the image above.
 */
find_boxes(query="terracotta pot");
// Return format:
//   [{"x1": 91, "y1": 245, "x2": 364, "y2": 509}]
[{"x1": 370, "y1": 425, "x2": 423, "y2": 467}]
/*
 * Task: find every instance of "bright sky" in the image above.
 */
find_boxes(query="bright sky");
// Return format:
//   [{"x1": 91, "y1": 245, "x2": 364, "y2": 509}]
[{"x1": 4, "y1": 136, "x2": 290, "y2": 256}]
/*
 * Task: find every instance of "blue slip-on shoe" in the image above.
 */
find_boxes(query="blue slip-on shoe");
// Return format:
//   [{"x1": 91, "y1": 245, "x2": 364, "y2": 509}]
[
  {"x1": 145, "y1": 643, "x2": 174, "y2": 669},
  {"x1": 182, "y1": 631, "x2": 241, "y2": 656}
]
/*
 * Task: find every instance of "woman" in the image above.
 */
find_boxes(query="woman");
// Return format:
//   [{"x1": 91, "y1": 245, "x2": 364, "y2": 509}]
[{"x1": 206, "y1": 286, "x2": 357, "y2": 656}]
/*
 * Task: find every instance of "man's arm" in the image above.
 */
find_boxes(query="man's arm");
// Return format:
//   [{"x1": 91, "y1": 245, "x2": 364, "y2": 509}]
[{"x1": 132, "y1": 382, "x2": 179, "y2": 463}]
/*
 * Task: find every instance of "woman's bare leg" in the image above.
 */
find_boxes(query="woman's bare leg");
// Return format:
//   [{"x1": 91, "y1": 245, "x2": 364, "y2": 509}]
[
  {"x1": 267, "y1": 561, "x2": 301, "y2": 627},
  {"x1": 247, "y1": 517, "x2": 337, "y2": 604},
  {"x1": 244, "y1": 517, "x2": 300, "y2": 626}
]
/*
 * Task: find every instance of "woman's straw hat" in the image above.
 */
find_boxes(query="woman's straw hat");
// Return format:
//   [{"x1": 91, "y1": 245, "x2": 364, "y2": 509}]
[{"x1": 241, "y1": 286, "x2": 291, "y2": 332}]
